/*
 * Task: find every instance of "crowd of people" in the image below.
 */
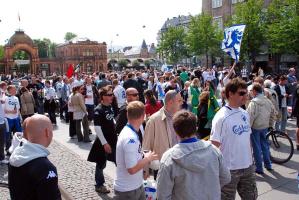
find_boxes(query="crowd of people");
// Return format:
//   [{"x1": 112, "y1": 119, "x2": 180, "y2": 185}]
[{"x1": 1, "y1": 64, "x2": 298, "y2": 199}]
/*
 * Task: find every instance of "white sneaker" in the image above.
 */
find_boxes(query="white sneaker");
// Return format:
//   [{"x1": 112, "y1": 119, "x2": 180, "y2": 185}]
[{"x1": 0, "y1": 159, "x2": 9, "y2": 164}]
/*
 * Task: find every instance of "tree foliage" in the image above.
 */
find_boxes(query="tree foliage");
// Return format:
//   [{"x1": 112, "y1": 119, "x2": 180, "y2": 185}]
[
  {"x1": 0, "y1": 45, "x2": 4, "y2": 60},
  {"x1": 33, "y1": 38, "x2": 55, "y2": 58},
  {"x1": 13, "y1": 50, "x2": 30, "y2": 60},
  {"x1": 266, "y1": 0, "x2": 299, "y2": 55},
  {"x1": 228, "y1": 0, "x2": 265, "y2": 63},
  {"x1": 186, "y1": 13, "x2": 222, "y2": 66},
  {"x1": 64, "y1": 32, "x2": 77, "y2": 42},
  {"x1": 132, "y1": 60, "x2": 140, "y2": 68},
  {"x1": 118, "y1": 59, "x2": 128, "y2": 68},
  {"x1": 157, "y1": 26, "x2": 188, "y2": 65}
]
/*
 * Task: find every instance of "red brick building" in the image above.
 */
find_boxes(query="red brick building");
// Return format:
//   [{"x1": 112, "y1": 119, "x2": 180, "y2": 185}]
[{"x1": 0, "y1": 30, "x2": 107, "y2": 76}]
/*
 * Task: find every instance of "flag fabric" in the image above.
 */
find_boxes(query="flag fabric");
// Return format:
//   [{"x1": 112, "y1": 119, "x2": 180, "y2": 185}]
[
  {"x1": 221, "y1": 24, "x2": 246, "y2": 62},
  {"x1": 74, "y1": 64, "x2": 80, "y2": 73},
  {"x1": 66, "y1": 64, "x2": 74, "y2": 78},
  {"x1": 207, "y1": 86, "x2": 220, "y2": 121}
]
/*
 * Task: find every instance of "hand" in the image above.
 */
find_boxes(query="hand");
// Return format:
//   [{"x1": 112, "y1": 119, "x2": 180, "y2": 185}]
[
  {"x1": 144, "y1": 151, "x2": 159, "y2": 162},
  {"x1": 268, "y1": 127, "x2": 274, "y2": 132},
  {"x1": 103, "y1": 143, "x2": 112, "y2": 154}
]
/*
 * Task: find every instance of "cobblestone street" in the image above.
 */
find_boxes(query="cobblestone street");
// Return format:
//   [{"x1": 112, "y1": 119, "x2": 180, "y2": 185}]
[{"x1": 1, "y1": 119, "x2": 298, "y2": 199}]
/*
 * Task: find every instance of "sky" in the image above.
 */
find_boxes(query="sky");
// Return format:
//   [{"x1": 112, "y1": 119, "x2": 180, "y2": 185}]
[{"x1": 0, "y1": 0, "x2": 202, "y2": 48}]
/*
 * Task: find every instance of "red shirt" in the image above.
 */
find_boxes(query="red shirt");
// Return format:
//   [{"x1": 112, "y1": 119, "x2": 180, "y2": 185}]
[{"x1": 145, "y1": 101, "x2": 163, "y2": 116}]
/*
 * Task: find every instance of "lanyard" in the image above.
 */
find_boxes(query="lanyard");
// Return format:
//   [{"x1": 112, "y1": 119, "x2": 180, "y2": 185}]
[
  {"x1": 126, "y1": 123, "x2": 139, "y2": 138},
  {"x1": 180, "y1": 137, "x2": 198, "y2": 144}
]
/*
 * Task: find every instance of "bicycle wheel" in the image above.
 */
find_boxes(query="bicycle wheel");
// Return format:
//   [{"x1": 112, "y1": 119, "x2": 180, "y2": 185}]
[{"x1": 266, "y1": 130, "x2": 294, "y2": 164}]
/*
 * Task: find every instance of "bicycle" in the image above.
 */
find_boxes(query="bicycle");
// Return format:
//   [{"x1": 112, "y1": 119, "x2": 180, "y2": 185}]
[{"x1": 266, "y1": 129, "x2": 294, "y2": 164}]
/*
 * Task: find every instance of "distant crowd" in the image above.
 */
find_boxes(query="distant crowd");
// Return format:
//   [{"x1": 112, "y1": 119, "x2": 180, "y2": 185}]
[{"x1": 1, "y1": 64, "x2": 299, "y2": 200}]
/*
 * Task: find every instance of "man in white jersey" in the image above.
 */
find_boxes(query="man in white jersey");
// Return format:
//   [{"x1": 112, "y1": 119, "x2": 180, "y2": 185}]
[
  {"x1": 113, "y1": 79, "x2": 126, "y2": 109},
  {"x1": 210, "y1": 78, "x2": 257, "y2": 200},
  {"x1": 114, "y1": 101, "x2": 158, "y2": 200}
]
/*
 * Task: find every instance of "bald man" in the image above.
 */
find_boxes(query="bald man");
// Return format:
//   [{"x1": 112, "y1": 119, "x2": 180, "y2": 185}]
[
  {"x1": 115, "y1": 88, "x2": 141, "y2": 136},
  {"x1": 8, "y1": 114, "x2": 61, "y2": 200}
]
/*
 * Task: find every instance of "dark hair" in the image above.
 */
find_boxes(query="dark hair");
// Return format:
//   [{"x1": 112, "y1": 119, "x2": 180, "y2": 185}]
[
  {"x1": 99, "y1": 85, "x2": 111, "y2": 101},
  {"x1": 20, "y1": 86, "x2": 28, "y2": 93},
  {"x1": 173, "y1": 110, "x2": 197, "y2": 138},
  {"x1": 279, "y1": 75, "x2": 287, "y2": 81},
  {"x1": 225, "y1": 78, "x2": 247, "y2": 99},
  {"x1": 144, "y1": 89, "x2": 157, "y2": 106},
  {"x1": 252, "y1": 83, "x2": 263, "y2": 94}
]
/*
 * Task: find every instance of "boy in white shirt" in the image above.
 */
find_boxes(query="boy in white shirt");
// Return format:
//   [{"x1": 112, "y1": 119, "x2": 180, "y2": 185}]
[{"x1": 4, "y1": 85, "x2": 22, "y2": 152}]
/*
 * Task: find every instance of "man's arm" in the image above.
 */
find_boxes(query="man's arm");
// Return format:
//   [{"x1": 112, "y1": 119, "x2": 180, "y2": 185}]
[
  {"x1": 36, "y1": 167, "x2": 61, "y2": 200},
  {"x1": 127, "y1": 151, "x2": 158, "y2": 175}
]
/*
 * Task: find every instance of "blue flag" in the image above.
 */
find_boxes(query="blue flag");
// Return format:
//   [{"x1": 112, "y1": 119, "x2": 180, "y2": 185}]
[{"x1": 221, "y1": 24, "x2": 246, "y2": 62}]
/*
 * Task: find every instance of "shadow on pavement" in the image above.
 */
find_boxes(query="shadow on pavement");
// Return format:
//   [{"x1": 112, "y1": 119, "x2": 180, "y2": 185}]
[{"x1": 256, "y1": 169, "x2": 297, "y2": 195}]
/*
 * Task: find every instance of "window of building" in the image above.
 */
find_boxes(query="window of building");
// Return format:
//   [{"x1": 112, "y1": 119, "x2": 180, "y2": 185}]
[
  {"x1": 212, "y1": 0, "x2": 222, "y2": 8},
  {"x1": 213, "y1": 16, "x2": 223, "y2": 30}
]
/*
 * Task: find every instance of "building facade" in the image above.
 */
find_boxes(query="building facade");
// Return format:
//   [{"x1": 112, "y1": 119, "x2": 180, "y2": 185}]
[
  {"x1": 55, "y1": 38, "x2": 107, "y2": 74},
  {"x1": 0, "y1": 30, "x2": 108, "y2": 76}
]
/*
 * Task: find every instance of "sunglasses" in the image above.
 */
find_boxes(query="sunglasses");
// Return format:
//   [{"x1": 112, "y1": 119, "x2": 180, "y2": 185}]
[
  {"x1": 104, "y1": 93, "x2": 114, "y2": 96},
  {"x1": 128, "y1": 93, "x2": 139, "y2": 97},
  {"x1": 238, "y1": 91, "x2": 247, "y2": 96}
]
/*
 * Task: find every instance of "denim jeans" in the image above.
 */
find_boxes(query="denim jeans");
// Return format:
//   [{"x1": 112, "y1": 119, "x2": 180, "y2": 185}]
[
  {"x1": 95, "y1": 162, "x2": 106, "y2": 187},
  {"x1": 251, "y1": 128, "x2": 271, "y2": 172},
  {"x1": 275, "y1": 107, "x2": 287, "y2": 132}
]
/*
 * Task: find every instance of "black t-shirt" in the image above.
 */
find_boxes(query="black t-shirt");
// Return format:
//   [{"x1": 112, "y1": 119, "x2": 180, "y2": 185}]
[{"x1": 94, "y1": 104, "x2": 117, "y2": 146}]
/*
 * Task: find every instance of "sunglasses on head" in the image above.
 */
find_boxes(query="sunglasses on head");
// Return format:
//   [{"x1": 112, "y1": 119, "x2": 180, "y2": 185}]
[
  {"x1": 104, "y1": 93, "x2": 114, "y2": 96},
  {"x1": 238, "y1": 91, "x2": 247, "y2": 96},
  {"x1": 129, "y1": 93, "x2": 139, "y2": 97}
]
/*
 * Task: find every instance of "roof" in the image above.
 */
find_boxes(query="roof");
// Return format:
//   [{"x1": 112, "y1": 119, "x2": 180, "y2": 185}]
[
  {"x1": 160, "y1": 15, "x2": 192, "y2": 32},
  {"x1": 6, "y1": 30, "x2": 34, "y2": 46}
]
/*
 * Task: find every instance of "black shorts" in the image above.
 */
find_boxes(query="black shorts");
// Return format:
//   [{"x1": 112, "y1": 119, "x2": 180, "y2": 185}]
[{"x1": 297, "y1": 117, "x2": 299, "y2": 128}]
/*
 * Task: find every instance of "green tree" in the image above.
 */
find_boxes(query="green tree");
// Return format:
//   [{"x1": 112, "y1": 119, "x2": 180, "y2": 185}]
[
  {"x1": 64, "y1": 32, "x2": 77, "y2": 42},
  {"x1": 266, "y1": 0, "x2": 299, "y2": 57},
  {"x1": 49, "y1": 42, "x2": 57, "y2": 58},
  {"x1": 0, "y1": 45, "x2": 4, "y2": 60},
  {"x1": 13, "y1": 50, "x2": 29, "y2": 60},
  {"x1": 229, "y1": 0, "x2": 265, "y2": 65},
  {"x1": 33, "y1": 38, "x2": 55, "y2": 58},
  {"x1": 132, "y1": 60, "x2": 140, "y2": 68},
  {"x1": 186, "y1": 13, "x2": 222, "y2": 66},
  {"x1": 118, "y1": 59, "x2": 128, "y2": 68},
  {"x1": 33, "y1": 39, "x2": 48, "y2": 58},
  {"x1": 144, "y1": 59, "x2": 152, "y2": 68},
  {"x1": 157, "y1": 26, "x2": 188, "y2": 65}
]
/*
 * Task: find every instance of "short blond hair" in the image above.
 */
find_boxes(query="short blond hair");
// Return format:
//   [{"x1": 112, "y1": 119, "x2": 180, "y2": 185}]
[{"x1": 127, "y1": 101, "x2": 145, "y2": 120}]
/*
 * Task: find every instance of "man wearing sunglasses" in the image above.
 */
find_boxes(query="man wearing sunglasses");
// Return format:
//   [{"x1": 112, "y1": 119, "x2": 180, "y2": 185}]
[
  {"x1": 210, "y1": 78, "x2": 257, "y2": 200},
  {"x1": 87, "y1": 86, "x2": 117, "y2": 194},
  {"x1": 115, "y1": 88, "x2": 143, "y2": 141}
]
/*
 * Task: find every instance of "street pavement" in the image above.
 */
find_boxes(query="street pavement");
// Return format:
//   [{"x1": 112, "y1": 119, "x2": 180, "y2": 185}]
[{"x1": 0, "y1": 118, "x2": 299, "y2": 199}]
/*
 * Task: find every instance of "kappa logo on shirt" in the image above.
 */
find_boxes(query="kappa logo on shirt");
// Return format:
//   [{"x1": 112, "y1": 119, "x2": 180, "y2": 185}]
[
  {"x1": 46, "y1": 171, "x2": 57, "y2": 179},
  {"x1": 128, "y1": 139, "x2": 136, "y2": 144}
]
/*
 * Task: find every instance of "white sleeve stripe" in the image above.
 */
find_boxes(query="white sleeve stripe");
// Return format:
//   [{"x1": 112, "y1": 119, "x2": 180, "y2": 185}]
[{"x1": 94, "y1": 126, "x2": 107, "y2": 145}]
